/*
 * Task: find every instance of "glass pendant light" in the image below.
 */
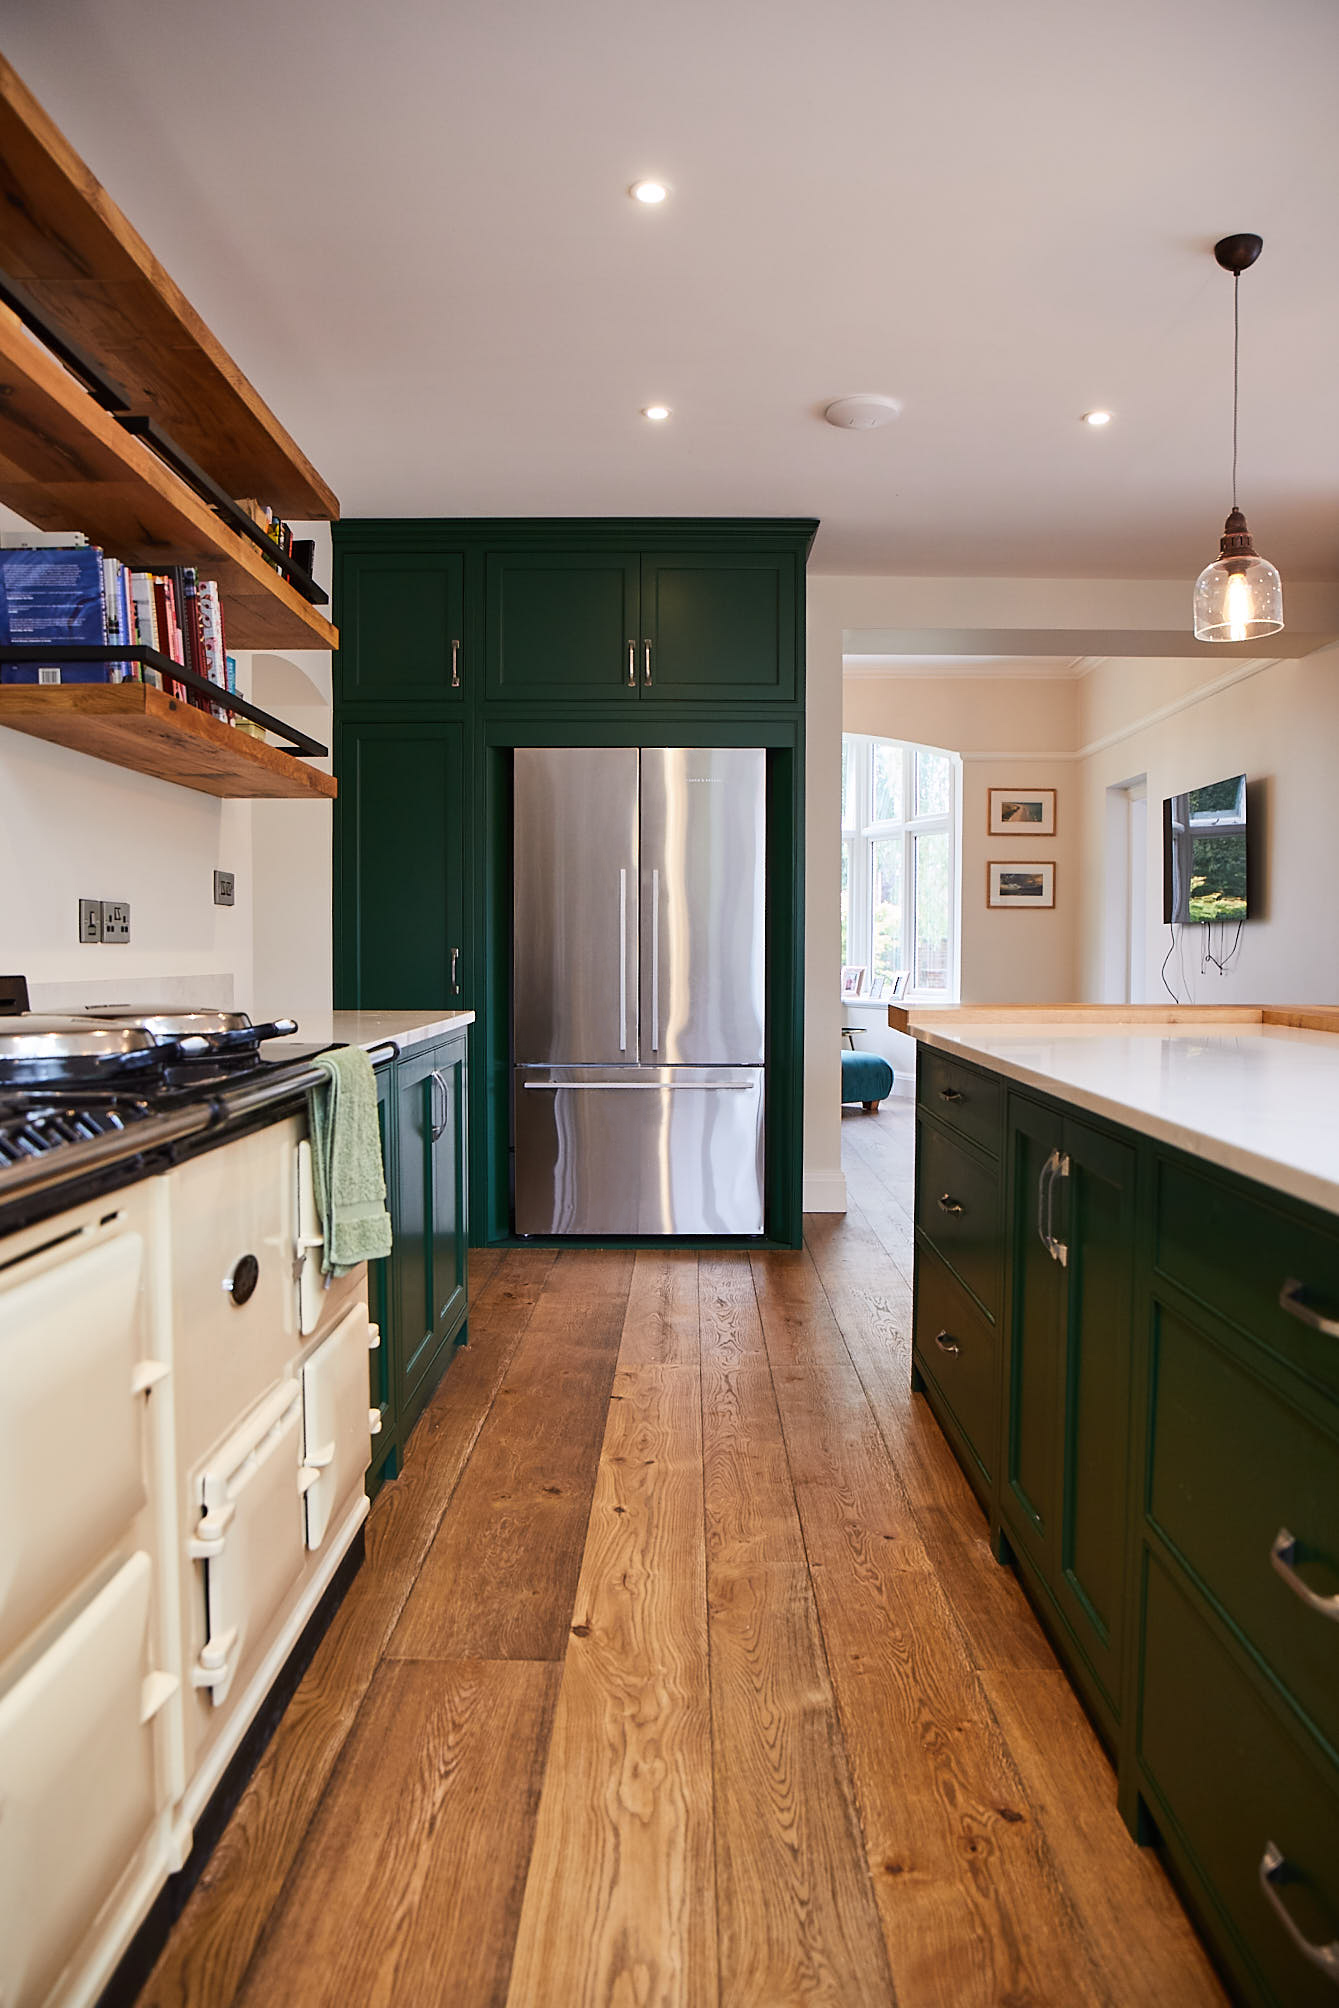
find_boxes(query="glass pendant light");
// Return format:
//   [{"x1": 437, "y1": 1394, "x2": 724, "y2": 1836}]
[{"x1": 1193, "y1": 233, "x2": 1284, "y2": 643}]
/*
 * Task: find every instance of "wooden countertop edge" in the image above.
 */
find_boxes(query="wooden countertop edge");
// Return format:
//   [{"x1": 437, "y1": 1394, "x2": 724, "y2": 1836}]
[{"x1": 888, "y1": 1003, "x2": 1339, "y2": 1037}]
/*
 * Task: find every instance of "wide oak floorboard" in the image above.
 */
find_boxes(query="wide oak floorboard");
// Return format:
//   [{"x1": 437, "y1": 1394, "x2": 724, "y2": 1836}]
[{"x1": 136, "y1": 1115, "x2": 1225, "y2": 2008}]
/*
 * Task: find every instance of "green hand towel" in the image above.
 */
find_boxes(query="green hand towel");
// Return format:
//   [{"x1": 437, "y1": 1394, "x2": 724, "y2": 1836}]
[{"x1": 307, "y1": 1046, "x2": 393, "y2": 1276}]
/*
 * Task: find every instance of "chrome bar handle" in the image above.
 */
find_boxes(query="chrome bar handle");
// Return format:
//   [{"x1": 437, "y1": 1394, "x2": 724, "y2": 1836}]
[
  {"x1": 450, "y1": 638, "x2": 461, "y2": 689},
  {"x1": 1037, "y1": 1150, "x2": 1057, "y2": 1255},
  {"x1": 627, "y1": 640, "x2": 637, "y2": 689},
  {"x1": 429, "y1": 1070, "x2": 447, "y2": 1141},
  {"x1": 651, "y1": 867, "x2": 660, "y2": 1053},
  {"x1": 1270, "y1": 1528, "x2": 1339, "y2": 1622},
  {"x1": 643, "y1": 639, "x2": 653, "y2": 687},
  {"x1": 1279, "y1": 1279, "x2": 1339, "y2": 1340},
  {"x1": 618, "y1": 867, "x2": 628, "y2": 1053},
  {"x1": 933, "y1": 1330, "x2": 960, "y2": 1355},
  {"x1": 1258, "y1": 1842, "x2": 1339, "y2": 1980},
  {"x1": 1050, "y1": 1152, "x2": 1071, "y2": 1267},
  {"x1": 451, "y1": 946, "x2": 460, "y2": 995}
]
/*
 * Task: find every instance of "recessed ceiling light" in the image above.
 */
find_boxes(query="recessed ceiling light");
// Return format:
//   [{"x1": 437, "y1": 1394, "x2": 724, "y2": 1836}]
[
  {"x1": 1081, "y1": 409, "x2": 1114, "y2": 427},
  {"x1": 630, "y1": 180, "x2": 668, "y2": 205},
  {"x1": 642, "y1": 404, "x2": 671, "y2": 422}
]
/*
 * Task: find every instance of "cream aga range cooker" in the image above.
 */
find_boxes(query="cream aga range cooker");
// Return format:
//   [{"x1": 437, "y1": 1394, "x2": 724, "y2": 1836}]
[{"x1": 0, "y1": 1008, "x2": 388, "y2": 2008}]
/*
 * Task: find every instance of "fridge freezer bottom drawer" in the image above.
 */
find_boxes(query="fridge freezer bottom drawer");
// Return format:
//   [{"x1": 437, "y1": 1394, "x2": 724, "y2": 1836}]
[{"x1": 514, "y1": 1069, "x2": 765, "y2": 1235}]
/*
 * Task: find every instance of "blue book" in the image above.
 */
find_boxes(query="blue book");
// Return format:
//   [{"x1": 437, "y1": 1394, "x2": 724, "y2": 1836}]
[{"x1": 0, "y1": 547, "x2": 112, "y2": 684}]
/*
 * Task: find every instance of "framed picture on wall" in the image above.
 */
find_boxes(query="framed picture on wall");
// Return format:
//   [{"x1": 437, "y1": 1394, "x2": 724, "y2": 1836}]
[
  {"x1": 987, "y1": 861, "x2": 1056, "y2": 908},
  {"x1": 988, "y1": 787, "x2": 1056, "y2": 836}
]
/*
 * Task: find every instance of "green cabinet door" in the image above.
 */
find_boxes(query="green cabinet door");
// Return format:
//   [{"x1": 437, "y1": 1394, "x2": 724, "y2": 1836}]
[
  {"x1": 338, "y1": 549, "x2": 466, "y2": 703},
  {"x1": 334, "y1": 719, "x2": 466, "y2": 1009},
  {"x1": 428, "y1": 1032, "x2": 469, "y2": 1351},
  {"x1": 639, "y1": 549, "x2": 796, "y2": 703},
  {"x1": 1005, "y1": 1095, "x2": 1135, "y2": 1721},
  {"x1": 484, "y1": 549, "x2": 641, "y2": 703},
  {"x1": 1052, "y1": 1117, "x2": 1136, "y2": 1712},
  {"x1": 1005, "y1": 1096, "x2": 1067, "y2": 1566},
  {"x1": 393, "y1": 1046, "x2": 442, "y2": 1408}
]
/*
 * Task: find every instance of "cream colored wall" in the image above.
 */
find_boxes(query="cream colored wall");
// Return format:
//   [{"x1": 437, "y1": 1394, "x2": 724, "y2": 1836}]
[
  {"x1": 843, "y1": 673, "x2": 1078, "y2": 754},
  {"x1": 1075, "y1": 644, "x2": 1339, "y2": 1006}
]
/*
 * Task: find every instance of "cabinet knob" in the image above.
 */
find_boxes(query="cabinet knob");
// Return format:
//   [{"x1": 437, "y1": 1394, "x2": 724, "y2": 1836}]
[{"x1": 224, "y1": 1253, "x2": 260, "y2": 1306}]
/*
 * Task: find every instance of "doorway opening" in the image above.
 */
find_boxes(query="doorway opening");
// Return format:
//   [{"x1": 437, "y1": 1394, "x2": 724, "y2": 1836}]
[{"x1": 1104, "y1": 776, "x2": 1148, "y2": 1002}]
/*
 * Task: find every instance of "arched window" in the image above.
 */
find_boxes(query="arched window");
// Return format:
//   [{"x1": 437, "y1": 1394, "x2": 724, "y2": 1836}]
[{"x1": 841, "y1": 735, "x2": 960, "y2": 1001}]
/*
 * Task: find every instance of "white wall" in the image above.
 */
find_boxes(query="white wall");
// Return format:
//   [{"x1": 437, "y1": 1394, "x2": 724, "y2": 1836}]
[{"x1": 1075, "y1": 645, "x2": 1339, "y2": 1006}]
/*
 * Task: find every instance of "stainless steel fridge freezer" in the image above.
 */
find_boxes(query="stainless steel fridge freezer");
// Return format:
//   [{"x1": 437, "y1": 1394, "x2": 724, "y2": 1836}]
[{"x1": 513, "y1": 746, "x2": 766, "y2": 1235}]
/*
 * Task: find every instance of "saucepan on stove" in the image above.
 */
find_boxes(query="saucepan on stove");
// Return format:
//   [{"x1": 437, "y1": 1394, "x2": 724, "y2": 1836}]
[{"x1": 0, "y1": 1010, "x2": 300, "y2": 1084}]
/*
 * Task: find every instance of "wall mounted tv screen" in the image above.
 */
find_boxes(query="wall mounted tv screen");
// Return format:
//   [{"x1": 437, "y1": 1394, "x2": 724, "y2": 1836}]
[{"x1": 1163, "y1": 773, "x2": 1249, "y2": 925}]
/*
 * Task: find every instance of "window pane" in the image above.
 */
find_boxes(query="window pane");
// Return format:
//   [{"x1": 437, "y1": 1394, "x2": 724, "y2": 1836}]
[
  {"x1": 916, "y1": 747, "x2": 952, "y2": 818},
  {"x1": 871, "y1": 741, "x2": 903, "y2": 824},
  {"x1": 914, "y1": 830, "x2": 950, "y2": 990},
  {"x1": 870, "y1": 837, "x2": 904, "y2": 984},
  {"x1": 840, "y1": 839, "x2": 851, "y2": 964}
]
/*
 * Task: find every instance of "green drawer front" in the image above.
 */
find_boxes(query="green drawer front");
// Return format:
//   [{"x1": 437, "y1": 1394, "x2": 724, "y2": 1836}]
[
  {"x1": 916, "y1": 1118, "x2": 1002, "y2": 1321},
  {"x1": 1140, "y1": 1554, "x2": 1339, "y2": 2008},
  {"x1": 1154, "y1": 1157, "x2": 1339, "y2": 1401},
  {"x1": 917, "y1": 1048, "x2": 1003, "y2": 1159},
  {"x1": 1148, "y1": 1302, "x2": 1339, "y2": 1762},
  {"x1": 914, "y1": 1239, "x2": 998, "y2": 1485}
]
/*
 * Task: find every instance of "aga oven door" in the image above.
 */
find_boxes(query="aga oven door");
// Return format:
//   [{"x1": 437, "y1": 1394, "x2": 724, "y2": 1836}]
[
  {"x1": 0, "y1": 1551, "x2": 174, "y2": 2008},
  {"x1": 188, "y1": 1381, "x2": 306, "y2": 1710},
  {"x1": 301, "y1": 1301, "x2": 376, "y2": 1550}
]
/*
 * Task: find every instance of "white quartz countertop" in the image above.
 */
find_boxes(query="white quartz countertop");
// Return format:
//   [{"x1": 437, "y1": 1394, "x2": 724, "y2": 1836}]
[
  {"x1": 276, "y1": 1010, "x2": 475, "y2": 1059},
  {"x1": 915, "y1": 1020, "x2": 1339, "y2": 1217}
]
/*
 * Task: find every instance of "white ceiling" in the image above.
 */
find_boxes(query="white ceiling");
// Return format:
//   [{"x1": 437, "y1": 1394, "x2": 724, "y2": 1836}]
[{"x1": 4, "y1": 0, "x2": 1338, "y2": 577}]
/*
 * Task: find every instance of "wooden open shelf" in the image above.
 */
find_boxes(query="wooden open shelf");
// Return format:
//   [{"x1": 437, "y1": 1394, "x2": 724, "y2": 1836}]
[
  {"x1": 0, "y1": 683, "x2": 337, "y2": 800},
  {"x1": 0, "y1": 301, "x2": 338, "y2": 652},
  {"x1": 0, "y1": 56, "x2": 337, "y2": 521}
]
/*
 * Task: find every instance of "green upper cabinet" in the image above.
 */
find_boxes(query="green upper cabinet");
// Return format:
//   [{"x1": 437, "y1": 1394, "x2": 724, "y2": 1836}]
[
  {"x1": 484, "y1": 548, "x2": 642, "y2": 704},
  {"x1": 337, "y1": 549, "x2": 466, "y2": 704},
  {"x1": 639, "y1": 549, "x2": 796, "y2": 703},
  {"x1": 334, "y1": 718, "x2": 466, "y2": 1009}
]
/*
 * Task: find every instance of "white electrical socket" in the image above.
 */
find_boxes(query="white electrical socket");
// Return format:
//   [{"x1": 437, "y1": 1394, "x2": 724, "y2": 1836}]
[{"x1": 102, "y1": 901, "x2": 131, "y2": 944}]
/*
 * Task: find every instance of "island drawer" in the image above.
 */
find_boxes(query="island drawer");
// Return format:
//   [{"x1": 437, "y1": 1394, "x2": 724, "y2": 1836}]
[
  {"x1": 1153, "y1": 1156, "x2": 1339, "y2": 1402},
  {"x1": 917, "y1": 1048, "x2": 1003, "y2": 1158},
  {"x1": 1139, "y1": 1553, "x2": 1339, "y2": 2008},
  {"x1": 915, "y1": 1117, "x2": 1002, "y2": 1321},
  {"x1": 914, "y1": 1239, "x2": 998, "y2": 1487},
  {"x1": 1147, "y1": 1301, "x2": 1339, "y2": 1760}
]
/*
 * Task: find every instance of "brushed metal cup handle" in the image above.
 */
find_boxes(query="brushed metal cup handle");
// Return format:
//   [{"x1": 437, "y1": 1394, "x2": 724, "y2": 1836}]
[
  {"x1": 933, "y1": 1330, "x2": 960, "y2": 1355},
  {"x1": 450, "y1": 638, "x2": 461, "y2": 689},
  {"x1": 938, "y1": 1193, "x2": 965, "y2": 1216},
  {"x1": 1270, "y1": 1528, "x2": 1339, "y2": 1622},
  {"x1": 627, "y1": 640, "x2": 637, "y2": 688},
  {"x1": 1258, "y1": 1841, "x2": 1339, "y2": 1980},
  {"x1": 939, "y1": 1086, "x2": 964, "y2": 1103},
  {"x1": 1279, "y1": 1278, "x2": 1339, "y2": 1340}
]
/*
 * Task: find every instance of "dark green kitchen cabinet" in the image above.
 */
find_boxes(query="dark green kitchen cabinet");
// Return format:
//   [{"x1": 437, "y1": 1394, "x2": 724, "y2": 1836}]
[
  {"x1": 484, "y1": 548, "x2": 642, "y2": 704},
  {"x1": 338, "y1": 549, "x2": 466, "y2": 704},
  {"x1": 334, "y1": 719, "x2": 467, "y2": 1010},
  {"x1": 1003, "y1": 1095, "x2": 1136, "y2": 1732},
  {"x1": 638, "y1": 549, "x2": 797, "y2": 702},
  {"x1": 365, "y1": 1030, "x2": 470, "y2": 1498}
]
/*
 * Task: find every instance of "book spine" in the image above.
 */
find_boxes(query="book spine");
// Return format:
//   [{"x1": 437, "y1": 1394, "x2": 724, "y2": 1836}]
[{"x1": 198, "y1": 578, "x2": 229, "y2": 720}]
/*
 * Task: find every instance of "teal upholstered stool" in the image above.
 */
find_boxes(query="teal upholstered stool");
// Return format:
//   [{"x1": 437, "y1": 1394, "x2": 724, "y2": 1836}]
[{"x1": 841, "y1": 1050, "x2": 894, "y2": 1109}]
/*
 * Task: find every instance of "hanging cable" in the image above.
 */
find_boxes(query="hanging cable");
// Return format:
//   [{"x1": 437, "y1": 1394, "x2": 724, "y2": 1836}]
[
  {"x1": 1232, "y1": 270, "x2": 1240, "y2": 511},
  {"x1": 1161, "y1": 925, "x2": 1180, "y2": 1003}
]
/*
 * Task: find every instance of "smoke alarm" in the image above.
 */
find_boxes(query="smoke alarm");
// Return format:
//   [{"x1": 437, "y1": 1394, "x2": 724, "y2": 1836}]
[{"x1": 823, "y1": 394, "x2": 902, "y2": 430}]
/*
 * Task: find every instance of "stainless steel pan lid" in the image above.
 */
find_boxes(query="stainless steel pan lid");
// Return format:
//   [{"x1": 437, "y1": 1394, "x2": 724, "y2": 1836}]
[
  {"x1": 81, "y1": 1006, "x2": 253, "y2": 1038},
  {"x1": 0, "y1": 1018, "x2": 159, "y2": 1061}
]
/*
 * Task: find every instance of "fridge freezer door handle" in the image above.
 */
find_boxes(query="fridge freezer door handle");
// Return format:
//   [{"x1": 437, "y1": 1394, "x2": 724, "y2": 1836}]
[
  {"x1": 520, "y1": 1081, "x2": 754, "y2": 1091},
  {"x1": 651, "y1": 867, "x2": 660, "y2": 1054},
  {"x1": 619, "y1": 868, "x2": 628, "y2": 1053}
]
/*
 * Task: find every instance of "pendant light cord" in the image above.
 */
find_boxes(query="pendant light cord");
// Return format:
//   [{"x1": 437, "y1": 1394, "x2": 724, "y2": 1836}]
[{"x1": 1232, "y1": 271, "x2": 1240, "y2": 510}]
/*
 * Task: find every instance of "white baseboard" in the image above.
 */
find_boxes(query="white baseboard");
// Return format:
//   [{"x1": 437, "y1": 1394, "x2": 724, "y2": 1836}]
[{"x1": 802, "y1": 1169, "x2": 848, "y2": 1213}]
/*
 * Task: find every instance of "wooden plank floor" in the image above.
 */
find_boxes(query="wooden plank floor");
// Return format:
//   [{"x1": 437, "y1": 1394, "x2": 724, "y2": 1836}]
[{"x1": 136, "y1": 1103, "x2": 1226, "y2": 2008}]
